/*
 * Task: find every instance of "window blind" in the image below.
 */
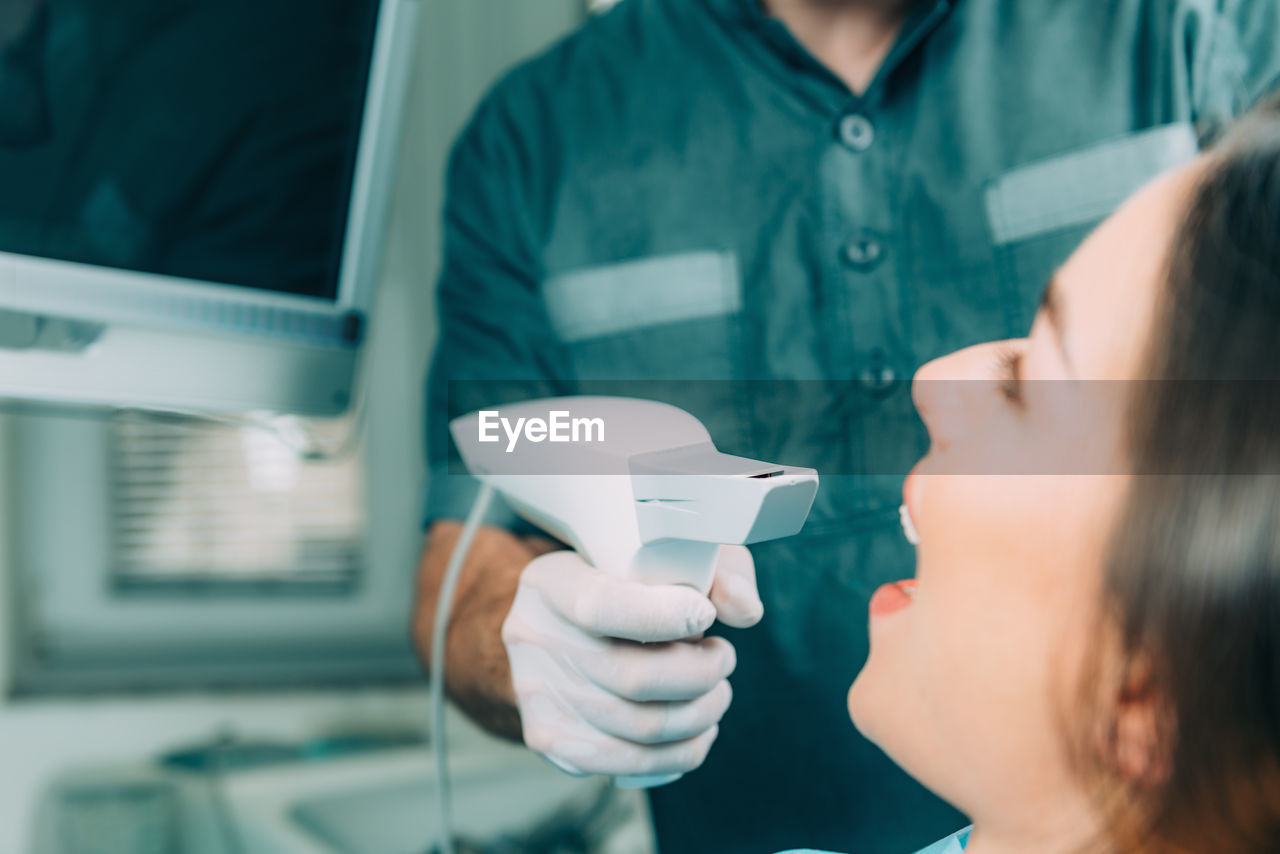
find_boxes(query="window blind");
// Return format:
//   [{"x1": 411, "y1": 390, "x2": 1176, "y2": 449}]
[{"x1": 108, "y1": 413, "x2": 364, "y2": 590}]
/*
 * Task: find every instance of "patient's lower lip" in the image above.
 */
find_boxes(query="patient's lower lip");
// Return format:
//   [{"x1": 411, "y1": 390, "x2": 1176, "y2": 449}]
[{"x1": 869, "y1": 580, "x2": 916, "y2": 617}]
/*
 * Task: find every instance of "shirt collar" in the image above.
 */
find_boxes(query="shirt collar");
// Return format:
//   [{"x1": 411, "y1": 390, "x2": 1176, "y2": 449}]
[
  {"x1": 701, "y1": 0, "x2": 954, "y2": 27},
  {"x1": 698, "y1": 0, "x2": 957, "y2": 109}
]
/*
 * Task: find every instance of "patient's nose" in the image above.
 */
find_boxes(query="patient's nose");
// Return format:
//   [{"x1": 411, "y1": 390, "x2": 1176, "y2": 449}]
[
  {"x1": 913, "y1": 355, "x2": 961, "y2": 450},
  {"x1": 912, "y1": 342, "x2": 1009, "y2": 450}
]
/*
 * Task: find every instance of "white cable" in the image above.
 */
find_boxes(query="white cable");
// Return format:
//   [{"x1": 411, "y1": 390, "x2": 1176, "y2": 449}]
[{"x1": 430, "y1": 482, "x2": 495, "y2": 854}]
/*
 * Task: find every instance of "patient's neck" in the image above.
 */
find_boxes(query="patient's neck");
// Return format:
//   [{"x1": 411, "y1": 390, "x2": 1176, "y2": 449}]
[
  {"x1": 760, "y1": 0, "x2": 913, "y2": 94},
  {"x1": 964, "y1": 793, "x2": 1107, "y2": 854}
]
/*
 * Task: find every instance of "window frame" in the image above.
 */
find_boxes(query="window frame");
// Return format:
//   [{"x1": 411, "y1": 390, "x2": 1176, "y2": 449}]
[
  {"x1": 4, "y1": 297, "x2": 427, "y2": 693},
  {"x1": 6, "y1": 400, "x2": 422, "y2": 694}
]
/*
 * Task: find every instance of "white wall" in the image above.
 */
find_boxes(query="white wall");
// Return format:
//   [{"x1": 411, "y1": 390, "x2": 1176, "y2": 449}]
[
  {"x1": 0, "y1": 2, "x2": 583, "y2": 851},
  {"x1": 382, "y1": 0, "x2": 586, "y2": 347}
]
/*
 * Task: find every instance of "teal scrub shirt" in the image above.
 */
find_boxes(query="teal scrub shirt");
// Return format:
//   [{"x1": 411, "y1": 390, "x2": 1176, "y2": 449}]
[
  {"x1": 424, "y1": 1, "x2": 1279, "y2": 851},
  {"x1": 784, "y1": 825, "x2": 971, "y2": 854}
]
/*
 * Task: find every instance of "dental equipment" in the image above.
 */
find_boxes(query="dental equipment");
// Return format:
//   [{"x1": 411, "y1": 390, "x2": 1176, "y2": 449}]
[{"x1": 430, "y1": 397, "x2": 818, "y2": 854}]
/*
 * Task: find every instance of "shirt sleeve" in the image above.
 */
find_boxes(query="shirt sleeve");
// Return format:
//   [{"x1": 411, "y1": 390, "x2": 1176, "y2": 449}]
[
  {"x1": 422, "y1": 89, "x2": 571, "y2": 531},
  {"x1": 1193, "y1": 0, "x2": 1280, "y2": 124},
  {"x1": 1224, "y1": 0, "x2": 1280, "y2": 107}
]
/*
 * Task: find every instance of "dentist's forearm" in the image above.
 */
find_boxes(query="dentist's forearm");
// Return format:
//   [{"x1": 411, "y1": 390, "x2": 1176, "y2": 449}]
[{"x1": 413, "y1": 521, "x2": 561, "y2": 741}]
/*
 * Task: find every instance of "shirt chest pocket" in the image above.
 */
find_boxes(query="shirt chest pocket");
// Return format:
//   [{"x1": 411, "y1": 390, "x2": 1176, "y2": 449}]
[
  {"x1": 986, "y1": 122, "x2": 1201, "y2": 333},
  {"x1": 540, "y1": 250, "x2": 752, "y2": 450},
  {"x1": 542, "y1": 250, "x2": 745, "y2": 380}
]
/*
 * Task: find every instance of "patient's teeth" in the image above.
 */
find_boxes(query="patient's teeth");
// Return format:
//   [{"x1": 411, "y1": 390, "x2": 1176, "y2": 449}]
[{"x1": 899, "y1": 504, "x2": 920, "y2": 546}]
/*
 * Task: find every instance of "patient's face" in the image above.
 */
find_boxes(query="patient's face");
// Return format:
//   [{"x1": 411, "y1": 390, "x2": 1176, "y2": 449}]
[{"x1": 847, "y1": 163, "x2": 1203, "y2": 826}]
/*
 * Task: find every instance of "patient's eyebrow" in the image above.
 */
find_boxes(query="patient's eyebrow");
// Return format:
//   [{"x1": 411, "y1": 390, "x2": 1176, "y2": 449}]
[{"x1": 1041, "y1": 275, "x2": 1073, "y2": 372}]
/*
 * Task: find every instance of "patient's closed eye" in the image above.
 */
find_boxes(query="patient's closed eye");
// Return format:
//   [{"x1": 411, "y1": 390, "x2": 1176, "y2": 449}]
[{"x1": 993, "y1": 345, "x2": 1024, "y2": 407}]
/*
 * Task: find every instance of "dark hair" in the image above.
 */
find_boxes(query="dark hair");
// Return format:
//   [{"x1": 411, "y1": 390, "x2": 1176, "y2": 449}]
[{"x1": 1086, "y1": 103, "x2": 1280, "y2": 853}]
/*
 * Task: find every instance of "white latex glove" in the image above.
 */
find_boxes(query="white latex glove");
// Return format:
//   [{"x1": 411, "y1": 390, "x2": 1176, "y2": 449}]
[{"x1": 501, "y1": 544, "x2": 763, "y2": 778}]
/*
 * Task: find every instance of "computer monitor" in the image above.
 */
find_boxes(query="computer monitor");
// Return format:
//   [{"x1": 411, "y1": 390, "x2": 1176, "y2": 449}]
[{"x1": 0, "y1": 0, "x2": 418, "y2": 416}]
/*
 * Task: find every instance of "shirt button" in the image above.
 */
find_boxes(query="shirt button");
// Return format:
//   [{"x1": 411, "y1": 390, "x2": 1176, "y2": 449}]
[
  {"x1": 859, "y1": 352, "x2": 898, "y2": 396},
  {"x1": 842, "y1": 237, "x2": 884, "y2": 271},
  {"x1": 838, "y1": 113, "x2": 875, "y2": 152}
]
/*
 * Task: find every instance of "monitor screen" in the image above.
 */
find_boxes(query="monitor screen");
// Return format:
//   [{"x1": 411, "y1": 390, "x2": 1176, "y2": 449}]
[
  {"x1": 0, "y1": 0, "x2": 381, "y2": 301},
  {"x1": 0, "y1": 0, "x2": 415, "y2": 415}
]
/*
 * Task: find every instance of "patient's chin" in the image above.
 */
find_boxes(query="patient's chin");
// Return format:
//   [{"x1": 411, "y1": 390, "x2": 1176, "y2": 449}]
[
  {"x1": 846, "y1": 659, "x2": 890, "y2": 746},
  {"x1": 847, "y1": 665, "x2": 939, "y2": 799}
]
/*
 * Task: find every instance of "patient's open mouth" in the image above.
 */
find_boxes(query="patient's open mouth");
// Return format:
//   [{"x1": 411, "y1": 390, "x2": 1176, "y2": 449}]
[{"x1": 869, "y1": 579, "x2": 917, "y2": 617}]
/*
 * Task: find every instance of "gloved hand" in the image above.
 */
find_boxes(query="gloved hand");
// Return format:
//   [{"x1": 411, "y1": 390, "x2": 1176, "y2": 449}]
[{"x1": 501, "y1": 544, "x2": 763, "y2": 778}]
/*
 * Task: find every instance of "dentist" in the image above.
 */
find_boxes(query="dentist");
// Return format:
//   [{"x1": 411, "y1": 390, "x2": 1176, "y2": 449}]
[{"x1": 414, "y1": 2, "x2": 1280, "y2": 852}]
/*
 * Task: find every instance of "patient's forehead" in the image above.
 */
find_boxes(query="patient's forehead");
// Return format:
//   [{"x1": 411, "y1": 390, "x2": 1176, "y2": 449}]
[{"x1": 1053, "y1": 161, "x2": 1204, "y2": 381}]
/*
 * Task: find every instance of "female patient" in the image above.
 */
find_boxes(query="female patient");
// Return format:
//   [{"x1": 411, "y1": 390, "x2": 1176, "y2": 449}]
[{"x1": 794, "y1": 109, "x2": 1280, "y2": 854}]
